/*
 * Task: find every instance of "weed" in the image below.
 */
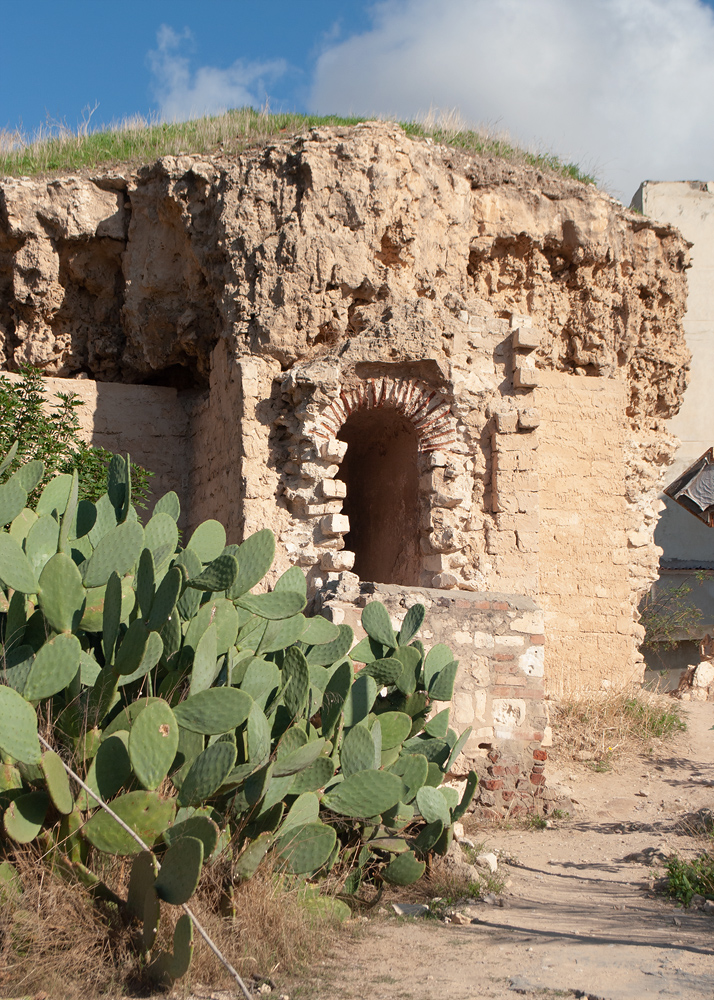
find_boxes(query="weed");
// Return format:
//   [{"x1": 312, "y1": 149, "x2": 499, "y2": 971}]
[
  {"x1": 0, "y1": 106, "x2": 596, "y2": 186},
  {"x1": 549, "y1": 809, "x2": 570, "y2": 821},
  {"x1": 663, "y1": 852, "x2": 714, "y2": 906},
  {"x1": 552, "y1": 689, "x2": 686, "y2": 763},
  {"x1": 523, "y1": 815, "x2": 548, "y2": 830}
]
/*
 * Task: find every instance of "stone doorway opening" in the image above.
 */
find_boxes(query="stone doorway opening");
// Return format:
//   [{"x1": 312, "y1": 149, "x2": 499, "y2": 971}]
[{"x1": 337, "y1": 407, "x2": 421, "y2": 586}]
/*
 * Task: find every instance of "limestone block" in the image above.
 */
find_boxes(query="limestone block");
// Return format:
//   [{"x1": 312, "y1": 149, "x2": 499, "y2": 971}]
[
  {"x1": 495, "y1": 411, "x2": 519, "y2": 434},
  {"x1": 423, "y1": 553, "x2": 450, "y2": 573},
  {"x1": 320, "y1": 438, "x2": 348, "y2": 462},
  {"x1": 320, "y1": 513, "x2": 349, "y2": 536},
  {"x1": 510, "y1": 611, "x2": 545, "y2": 633},
  {"x1": 473, "y1": 631, "x2": 495, "y2": 650},
  {"x1": 432, "y1": 571, "x2": 459, "y2": 589},
  {"x1": 518, "y1": 408, "x2": 541, "y2": 430},
  {"x1": 320, "y1": 478, "x2": 347, "y2": 499},
  {"x1": 320, "y1": 549, "x2": 356, "y2": 572},
  {"x1": 510, "y1": 313, "x2": 533, "y2": 329},
  {"x1": 518, "y1": 646, "x2": 545, "y2": 677},
  {"x1": 426, "y1": 451, "x2": 449, "y2": 468},
  {"x1": 693, "y1": 660, "x2": 714, "y2": 689},
  {"x1": 513, "y1": 363, "x2": 539, "y2": 389},
  {"x1": 512, "y1": 327, "x2": 541, "y2": 350},
  {"x1": 452, "y1": 692, "x2": 475, "y2": 726},
  {"x1": 492, "y1": 699, "x2": 527, "y2": 728}
]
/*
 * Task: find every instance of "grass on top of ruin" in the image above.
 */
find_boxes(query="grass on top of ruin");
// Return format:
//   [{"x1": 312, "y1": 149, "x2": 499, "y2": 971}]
[
  {"x1": 0, "y1": 105, "x2": 597, "y2": 184},
  {"x1": 550, "y1": 688, "x2": 687, "y2": 767}
]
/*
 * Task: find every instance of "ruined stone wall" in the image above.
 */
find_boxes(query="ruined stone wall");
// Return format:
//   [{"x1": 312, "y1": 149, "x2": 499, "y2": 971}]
[{"x1": 0, "y1": 122, "x2": 691, "y2": 696}]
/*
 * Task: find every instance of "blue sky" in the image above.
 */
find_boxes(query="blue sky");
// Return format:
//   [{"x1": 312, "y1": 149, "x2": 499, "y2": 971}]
[{"x1": 3, "y1": 0, "x2": 714, "y2": 201}]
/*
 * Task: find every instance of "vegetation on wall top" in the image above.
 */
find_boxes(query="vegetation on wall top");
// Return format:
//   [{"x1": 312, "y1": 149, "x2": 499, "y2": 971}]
[{"x1": 0, "y1": 106, "x2": 596, "y2": 185}]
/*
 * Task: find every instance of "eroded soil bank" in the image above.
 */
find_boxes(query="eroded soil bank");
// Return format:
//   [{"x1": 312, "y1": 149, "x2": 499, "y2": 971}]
[{"x1": 307, "y1": 701, "x2": 714, "y2": 1000}]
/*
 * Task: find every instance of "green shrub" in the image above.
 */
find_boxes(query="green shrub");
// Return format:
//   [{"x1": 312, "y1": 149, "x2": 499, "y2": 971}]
[
  {"x1": 664, "y1": 853, "x2": 714, "y2": 906},
  {"x1": 0, "y1": 366, "x2": 153, "y2": 508},
  {"x1": 0, "y1": 450, "x2": 476, "y2": 986}
]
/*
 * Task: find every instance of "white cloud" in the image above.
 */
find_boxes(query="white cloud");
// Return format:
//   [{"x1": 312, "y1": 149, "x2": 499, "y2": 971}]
[
  {"x1": 149, "y1": 25, "x2": 287, "y2": 122},
  {"x1": 309, "y1": 0, "x2": 714, "y2": 201}
]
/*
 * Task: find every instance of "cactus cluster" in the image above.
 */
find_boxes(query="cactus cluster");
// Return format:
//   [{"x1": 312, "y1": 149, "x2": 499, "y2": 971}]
[{"x1": 0, "y1": 450, "x2": 477, "y2": 985}]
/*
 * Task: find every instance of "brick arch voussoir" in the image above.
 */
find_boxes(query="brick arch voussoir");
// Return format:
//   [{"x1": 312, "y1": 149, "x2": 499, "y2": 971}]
[{"x1": 314, "y1": 377, "x2": 456, "y2": 453}]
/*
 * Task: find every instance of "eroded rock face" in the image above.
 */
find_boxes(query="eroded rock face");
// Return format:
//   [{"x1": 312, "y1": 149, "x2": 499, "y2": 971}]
[{"x1": 0, "y1": 122, "x2": 689, "y2": 421}]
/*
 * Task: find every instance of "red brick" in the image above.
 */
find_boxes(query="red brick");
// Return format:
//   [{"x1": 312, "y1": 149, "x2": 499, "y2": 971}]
[
  {"x1": 531, "y1": 762, "x2": 546, "y2": 773},
  {"x1": 533, "y1": 749, "x2": 548, "y2": 761},
  {"x1": 473, "y1": 601, "x2": 491, "y2": 610},
  {"x1": 530, "y1": 773, "x2": 546, "y2": 786},
  {"x1": 530, "y1": 634, "x2": 545, "y2": 644},
  {"x1": 454, "y1": 600, "x2": 470, "y2": 608},
  {"x1": 491, "y1": 601, "x2": 509, "y2": 610},
  {"x1": 488, "y1": 764, "x2": 522, "y2": 777},
  {"x1": 490, "y1": 685, "x2": 526, "y2": 698},
  {"x1": 495, "y1": 673, "x2": 526, "y2": 687},
  {"x1": 494, "y1": 653, "x2": 515, "y2": 662},
  {"x1": 482, "y1": 778, "x2": 504, "y2": 791},
  {"x1": 501, "y1": 790, "x2": 516, "y2": 803},
  {"x1": 487, "y1": 750, "x2": 501, "y2": 763}
]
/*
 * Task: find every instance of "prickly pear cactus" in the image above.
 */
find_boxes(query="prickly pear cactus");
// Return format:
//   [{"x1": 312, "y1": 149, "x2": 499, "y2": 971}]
[{"x1": 0, "y1": 447, "x2": 477, "y2": 984}]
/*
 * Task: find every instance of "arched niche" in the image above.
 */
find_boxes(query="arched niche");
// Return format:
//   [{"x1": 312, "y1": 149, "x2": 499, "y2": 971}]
[{"x1": 337, "y1": 407, "x2": 421, "y2": 586}]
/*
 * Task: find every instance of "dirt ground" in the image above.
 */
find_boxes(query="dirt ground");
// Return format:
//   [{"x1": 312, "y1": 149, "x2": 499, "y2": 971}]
[{"x1": 303, "y1": 700, "x2": 714, "y2": 1000}]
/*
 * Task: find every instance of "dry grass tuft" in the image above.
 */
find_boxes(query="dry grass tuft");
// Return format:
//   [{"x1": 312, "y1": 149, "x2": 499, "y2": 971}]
[
  {"x1": 0, "y1": 848, "x2": 138, "y2": 999},
  {"x1": 0, "y1": 845, "x2": 348, "y2": 999},
  {"x1": 550, "y1": 688, "x2": 687, "y2": 765}
]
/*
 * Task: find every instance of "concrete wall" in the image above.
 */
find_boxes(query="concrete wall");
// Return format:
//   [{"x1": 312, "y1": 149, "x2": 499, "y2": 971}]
[{"x1": 635, "y1": 181, "x2": 714, "y2": 632}]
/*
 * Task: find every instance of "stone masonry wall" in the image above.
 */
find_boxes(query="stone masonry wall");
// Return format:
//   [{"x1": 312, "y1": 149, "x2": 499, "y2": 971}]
[
  {"x1": 535, "y1": 370, "x2": 642, "y2": 695},
  {"x1": 2, "y1": 373, "x2": 191, "y2": 521},
  {"x1": 313, "y1": 577, "x2": 549, "y2": 817}
]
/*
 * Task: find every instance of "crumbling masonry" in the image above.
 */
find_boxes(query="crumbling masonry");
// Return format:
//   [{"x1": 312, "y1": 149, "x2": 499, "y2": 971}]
[{"x1": 0, "y1": 123, "x2": 690, "y2": 813}]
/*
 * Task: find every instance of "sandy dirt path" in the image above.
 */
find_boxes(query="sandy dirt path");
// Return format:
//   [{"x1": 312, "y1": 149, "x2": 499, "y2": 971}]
[{"x1": 307, "y1": 701, "x2": 714, "y2": 1000}]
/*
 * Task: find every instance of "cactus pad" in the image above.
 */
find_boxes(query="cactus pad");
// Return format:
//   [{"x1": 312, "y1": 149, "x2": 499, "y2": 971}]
[
  {"x1": 322, "y1": 769, "x2": 403, "y2": 818},
  {"x1": 276, "y1": 821, "x2": 337, "y2": 874},
  {"x1": 237, "y1": 590, "x2": 306, "y2": 620},
  {"x1": 163, "y1": 814, "x2": 220, "y2": 857},
  {"x1": 187, "y1": 519, "x2": 226, "y2": 563},
  {"x1": 234, "y1": 831, "x2": 273, "y2": 880},
  {"x1": 0, "y1": 685, "x2": 41, "y2": 763},
  {"x1": 342, "y1": 672, "x2": 378, "y2": 728},
  {"x1": 127, "y1": 849, "x2": 159, "y2": 920},
  {"x1": 306, "y1": 623, "x2": 354, "y2": 666},
  {"x1": 300, "y1": 615, "x2": 340, "y2": 646},
  {"x1": 416, "y1": 786, "x2": 451, "y2": 826},
  {"x1": 129, "y1": 700, "x2": 179, "y2": 791},
  {"x1": 428, "y1": 659, "x2": 459, "y2": 701},
  {"x1": 398, "y1": 604, "x2": 425, "y2": 645},
  {"x1": 83, "y1": 790, "x2": 176, "y2": 855},
  {"x1": 154, "y1": 835, "x2": 204, "y2": 905},
  {"x1": 82, "y1": 521, "x2": 144, "y2": 588},
  {"x1": 341, "y1": 724, "x2": 377, "y2": 777},
  {"x1": 0, "y1": 531, "x2": 39, "y2": 593},
  {"x1": 226, "y1": 528, "x2": 275, "y2": 598},
  {"x1": 288, "y1": 755, "x2": 335, "y2": 794},
  {"x1": 178, "y1": 740, "x2": 237, "y2": 807},
  {"x1": 187, "y1": 553, "x2": 238, "y2": 592},
  {"x1": 3, "y1": 791, "x2": 49, "y2": 843},
  {"x1": 273, "y1": 739, "x2": 328, "y2": 777},
  {"x1": 172, "y1": 687, "x2": 253, "y2": 734},
  {"x1": 361, "y1": 602, "x2": 396, "y2": 648},
  {"x1": 382, "y1": 850, "x2": 426, "y2": 885},
  {"x1": 281, "y1": 646, "x2": 310, "y2": 718},
  {"x1": 376, "y1": 711, "x2": 412, "y2": 750},
  {"x1": 24, "y1": 632, "x2": 81, "y2": 701},
  {"x1": 41, "y1": 750, "x2": 73, "y2": 815}
]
